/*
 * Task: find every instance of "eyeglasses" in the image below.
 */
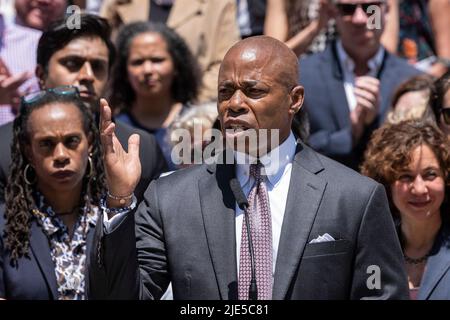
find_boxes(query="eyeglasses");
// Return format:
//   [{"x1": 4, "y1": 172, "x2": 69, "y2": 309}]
[
  {"x1": 336, "y1": 1, "x2": 386, "y2": 16},
  {"x1": 20, "y1": 86, "x2": 80, "y2": 113},
  {"x1": 441, "y1": 108, "x2": 450, "y2": 125}
]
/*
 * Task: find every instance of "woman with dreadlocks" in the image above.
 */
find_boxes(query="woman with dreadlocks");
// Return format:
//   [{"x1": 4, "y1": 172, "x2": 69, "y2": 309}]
[{"x1": 0, "y1": 87, "x2": 106, "y2": 300}]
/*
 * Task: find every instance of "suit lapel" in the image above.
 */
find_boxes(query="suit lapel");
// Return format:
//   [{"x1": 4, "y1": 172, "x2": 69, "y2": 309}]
[
  {"x1": 116, "y1": 0, "x2": 149, "y2": 24},
  {"x1": 418, "y1": 226, "x2": 450, "y2": 299},
  {"x1": 199, "y1": 162, "x2": 238, "y2": 300},
  {"x1": 85, "y1": 221, "x2": 96, "y2": 259},
  {"x1": 272, "y1": 144, "x2": 327, "y2": 299},
  {"x1": 320, "y1": 43, "x2": 350, "y2": 131},
  {"x1": 29, "y1": 220, "x2": 58, "y2": 299}
]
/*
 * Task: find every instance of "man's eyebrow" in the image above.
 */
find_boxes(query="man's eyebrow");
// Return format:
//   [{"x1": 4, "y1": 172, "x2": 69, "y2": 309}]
[
  {"x1": 219, "y1": 80, "x2": 234, "y2": 86},
  {"x1": 219, "y1": 79, "x2": 261, "y2": 86},
  {"x1": 58, "y1": 55, "x2": 108, "y2": 62}
]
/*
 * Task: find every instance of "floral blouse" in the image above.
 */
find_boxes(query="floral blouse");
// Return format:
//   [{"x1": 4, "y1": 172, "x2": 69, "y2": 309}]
[{"x1": 31, "y1": 193, "x2": 98, "y2": 300}]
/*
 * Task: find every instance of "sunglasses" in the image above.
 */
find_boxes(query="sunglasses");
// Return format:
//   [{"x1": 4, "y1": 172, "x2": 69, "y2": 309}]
[
  {"x1": 441, "y1": 108, "x2": 450, "y2": 125},
  {"x1": 20, "y1": 86, "x2": 80, "y2": 112},
  {"x1": 336, "y1": 1, "x2": 386, "y2": 16}
]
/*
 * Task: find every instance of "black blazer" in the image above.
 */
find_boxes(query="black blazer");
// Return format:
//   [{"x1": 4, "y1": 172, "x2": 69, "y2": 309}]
[
  {"x1": 299, "y1": 41, "x2": 422, "y2": 170},
  {"x1": 0, "y1": 119, "x2": 167, "y2": 204},
  {"x1": 0, "y1": 205, "x2": 96, "y2": 299},
  {"x1": 88, "y1": 142, "x2": 409, "y2": 300}
]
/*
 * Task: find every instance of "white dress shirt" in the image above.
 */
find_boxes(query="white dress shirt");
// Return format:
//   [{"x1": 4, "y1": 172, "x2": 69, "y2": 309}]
[
  {"x1": 336, "y1": 40, "x2": 385, "y2": 112},
  {"x1": 234, "y1": 131, "x2": 297, "y2": 276}
]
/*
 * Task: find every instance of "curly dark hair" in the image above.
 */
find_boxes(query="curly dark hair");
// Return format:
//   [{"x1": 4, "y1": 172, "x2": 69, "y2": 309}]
[
  {"x1": 361, "y1": 120, "x2": 450, "y2": 216},
  {"x1": 3, "y1": 92, "x2": 106, "y2": 266},
  {"x1": 108, "y1": 22, "x2": 201, "y2": 113}
]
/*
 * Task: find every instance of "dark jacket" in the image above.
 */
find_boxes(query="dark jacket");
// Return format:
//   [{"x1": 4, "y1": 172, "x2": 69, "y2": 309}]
[{"x1": 0, "y1": 204, "x2": 96, "y2": 299}]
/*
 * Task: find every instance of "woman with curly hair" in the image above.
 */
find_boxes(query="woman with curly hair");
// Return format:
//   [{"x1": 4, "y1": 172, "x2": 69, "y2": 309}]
[
  {"x1": 108, "y1": 22, "x2": 201, "y2": 170},
  {"x1": 361, "y1": 120, "x2": 450, "y2": 299},
  {"x1": 0, "y1": 87, "x2": 106, "y2": 299}
]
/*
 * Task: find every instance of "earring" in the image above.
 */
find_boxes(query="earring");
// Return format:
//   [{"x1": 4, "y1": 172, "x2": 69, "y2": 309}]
[
  {"x1": 23, "y1": 164, "x2": 36, "y2": 185},
  {"x1": 86, "y1": 154, "x2": 94, "y2": 178}
]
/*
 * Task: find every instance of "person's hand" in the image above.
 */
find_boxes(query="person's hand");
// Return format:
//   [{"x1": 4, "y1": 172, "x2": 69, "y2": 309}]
[
  {"x1": 354, "y1": 76, "x2": 380, "y2": 125},
  {"x1": 350, "y1": 105, "x2": 366, "y2": 145},
  {"x1": 0, "y1": 71, "x2": 31, "y2": 105},
  {"x1": 317, "y1": 0, "x2": 334, "y2": 30},
  {"x1": 99, "y1": 98, "x2": 141, "y2": 208}
]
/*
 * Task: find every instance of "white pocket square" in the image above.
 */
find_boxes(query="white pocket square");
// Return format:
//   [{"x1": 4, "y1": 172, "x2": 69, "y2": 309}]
[{"x1": 309, "y1": 233, "x2": 335, "y2": 244}]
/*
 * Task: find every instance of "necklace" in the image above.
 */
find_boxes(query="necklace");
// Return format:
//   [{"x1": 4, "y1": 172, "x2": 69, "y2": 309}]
[
  {"x1": 55, "y1": 207, "x2": 80, "y2": 216},
  {"x1": 404, "y1": 252, "x2": 430, "y2": 265}
]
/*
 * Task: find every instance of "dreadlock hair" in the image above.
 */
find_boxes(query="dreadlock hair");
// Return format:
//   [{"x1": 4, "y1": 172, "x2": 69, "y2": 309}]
[{"x1": 3, "y1": 92, "x2": 106, "y2": 267}]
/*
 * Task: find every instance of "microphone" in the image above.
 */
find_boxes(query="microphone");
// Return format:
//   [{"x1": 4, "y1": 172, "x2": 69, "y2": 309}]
[{"x1": 230, "y1": 178, "x2": 258, "y2": 300}]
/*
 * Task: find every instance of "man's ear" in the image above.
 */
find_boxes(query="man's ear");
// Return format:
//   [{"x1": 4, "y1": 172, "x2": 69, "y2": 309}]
[
  {"x1": 35, "y1": 65, "x2": 46, "y2": 89},
  {"x1": 289, "y1": 85, "x2": 305, "y2": 115}
]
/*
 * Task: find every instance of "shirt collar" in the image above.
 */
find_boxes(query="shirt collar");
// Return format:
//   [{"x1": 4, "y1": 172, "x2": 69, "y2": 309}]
[
  {"x1": 336, "y1": 39, "x2": 385, "y2": 77},
  {"x1": 235, "y1": 131, "x2": 297, "y2": 188}
]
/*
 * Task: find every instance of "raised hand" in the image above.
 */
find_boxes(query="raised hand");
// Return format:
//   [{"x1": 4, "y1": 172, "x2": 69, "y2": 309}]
[
  {"x1": 99, "y1": 98, "x2": 141, "y2": 207},
  {"x1": 350, "y1": 105, "x2": 366, "y2": 145},
  {"x1": 0, "y1": 71, "x2": 31, "y2": 105},
  {"x1": 317, "y1": 0, "x2": 335, "y2": 30},
  {"x1": 354, "y1": 76, "x2": 380, "y2": 125}
]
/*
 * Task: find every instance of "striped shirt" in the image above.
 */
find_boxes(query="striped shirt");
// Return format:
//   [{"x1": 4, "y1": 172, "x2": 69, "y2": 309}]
[{"x1": 0, "y1": 15, "x2": 41, "y2": 125}]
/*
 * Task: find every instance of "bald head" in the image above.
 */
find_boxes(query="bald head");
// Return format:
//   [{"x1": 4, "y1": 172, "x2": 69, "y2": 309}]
[
  {"x1": 217, "y1": 36, "x2": 305, "y2": 151},
  {"x1": 220, "y1": 36, "x2": 299, "y2": 90}
]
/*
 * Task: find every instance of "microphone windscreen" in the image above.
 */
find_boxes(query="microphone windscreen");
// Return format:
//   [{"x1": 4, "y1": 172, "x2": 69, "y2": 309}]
[{"x1": 230, "y1": 178, "x2": 248, "y2": 210}]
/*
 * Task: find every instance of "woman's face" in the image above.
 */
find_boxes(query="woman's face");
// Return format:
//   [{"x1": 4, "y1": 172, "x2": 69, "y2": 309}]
[
  {"x1": 438, "y1": 88, "x2": 450, "y2": 140},
  {"x1": 390, "y1": 144, "x2": 445, "y2": 222},
  {"x1": 127, "y1": 32, "x2": 176, "y2": 99},
  {"x1": 25, "y1": 103, "x2": 91, "y2": 194}
]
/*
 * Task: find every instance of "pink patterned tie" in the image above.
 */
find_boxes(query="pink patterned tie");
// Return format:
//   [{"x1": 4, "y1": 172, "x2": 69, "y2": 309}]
[{"x1": 238, "y1": 163, "x2": 273, "y2": 300}]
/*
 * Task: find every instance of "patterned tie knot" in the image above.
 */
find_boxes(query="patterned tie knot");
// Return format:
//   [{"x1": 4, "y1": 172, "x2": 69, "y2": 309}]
[{"x1": 249, "y1": 162, "x2": 263, "y2": 183}]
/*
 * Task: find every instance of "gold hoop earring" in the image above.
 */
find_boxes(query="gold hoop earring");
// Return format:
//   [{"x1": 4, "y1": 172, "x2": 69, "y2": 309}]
[
  {"x1": 86, "y1": 155, "x2": 94, "y2": 178},
  {"x1": 23, "y1": 164, "x2": 36, "y2": 185}
]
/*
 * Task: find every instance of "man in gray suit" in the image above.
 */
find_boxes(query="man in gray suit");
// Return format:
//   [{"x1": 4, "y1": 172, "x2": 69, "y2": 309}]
[{"x1": 90, "y1": 36, "x2": 409, "y2": 300}]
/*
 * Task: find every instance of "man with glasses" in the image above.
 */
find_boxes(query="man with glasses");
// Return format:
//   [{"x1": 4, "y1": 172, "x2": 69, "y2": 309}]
[
  {"x1": 298, "y1": 0, "x2": 422, "y2": 171},
  {"x1": 0, "y1": 14, "x2": 167, "y2": 203}
]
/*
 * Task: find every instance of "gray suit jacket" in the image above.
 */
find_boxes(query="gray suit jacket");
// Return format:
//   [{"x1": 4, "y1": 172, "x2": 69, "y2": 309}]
[
  {"x1": 88, "y1": 142, "x2": 409, "y2": 300},
  {"x1": 417, "y1": 223, "x2": 450, "y2": 300}
]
